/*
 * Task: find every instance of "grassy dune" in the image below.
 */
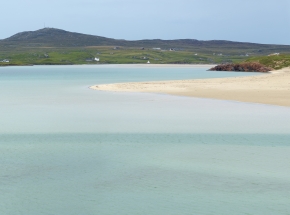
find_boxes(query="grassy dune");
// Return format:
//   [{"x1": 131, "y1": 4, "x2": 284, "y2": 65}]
[{"x1": 245, "y1": 54, "x2": 290, "y2": 70}]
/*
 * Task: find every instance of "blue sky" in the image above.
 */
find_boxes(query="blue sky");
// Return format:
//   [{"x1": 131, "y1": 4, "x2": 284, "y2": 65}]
[{"x1": 1, "y1": 0, "x2": 290, "y2": 44}]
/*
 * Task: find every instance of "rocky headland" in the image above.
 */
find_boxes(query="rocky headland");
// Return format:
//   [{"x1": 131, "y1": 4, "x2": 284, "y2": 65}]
[{"x1": 209, "y1": 62, "x2": 273, "y2": 72}]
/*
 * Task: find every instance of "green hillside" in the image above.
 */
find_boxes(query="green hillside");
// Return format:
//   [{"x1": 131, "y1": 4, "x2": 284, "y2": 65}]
[
  {"x1": 0, "y1": 47, "x2": 238, "y2": 65},
  {"x1": 1, "y1": 28, "x2": 290, "y2": 66}
]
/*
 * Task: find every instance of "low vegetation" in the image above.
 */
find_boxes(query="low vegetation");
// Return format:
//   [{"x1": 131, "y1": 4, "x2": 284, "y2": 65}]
[
  {"x1": 244, "y1": 54, "x2": 290, "y2": 70},
  {"x1": 1, "y1": 47, "x2": 290, "y2": 69},
  {"x1": 0, "y1": 47, "x2": 248, "y2": 66}
]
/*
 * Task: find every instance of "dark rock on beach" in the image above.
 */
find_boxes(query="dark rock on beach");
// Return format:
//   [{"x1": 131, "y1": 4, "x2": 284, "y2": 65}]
[{"x1": 209, "y1": 62, "x2": 273, "y2": 72}]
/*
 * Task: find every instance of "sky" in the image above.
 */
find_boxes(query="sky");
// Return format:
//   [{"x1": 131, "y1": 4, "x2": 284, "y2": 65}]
[{"x1": 1, "y1": 0, "x2": 290, "y2": 45}]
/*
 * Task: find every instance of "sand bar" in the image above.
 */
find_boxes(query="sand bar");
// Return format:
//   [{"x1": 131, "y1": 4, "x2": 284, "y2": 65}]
[{"x1": 90, "y1": 66, "x2": 290, "y2": 107}]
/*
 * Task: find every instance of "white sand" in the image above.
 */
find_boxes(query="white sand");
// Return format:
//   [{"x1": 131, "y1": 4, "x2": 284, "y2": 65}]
[{"x1": 90, "y1": 67, "x2": 290, "y2": 107}]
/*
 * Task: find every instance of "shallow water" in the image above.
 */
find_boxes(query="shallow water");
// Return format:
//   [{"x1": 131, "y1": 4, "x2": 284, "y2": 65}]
[{"x1": 0, "y1": 65, "x2": 290, "y2": 215}]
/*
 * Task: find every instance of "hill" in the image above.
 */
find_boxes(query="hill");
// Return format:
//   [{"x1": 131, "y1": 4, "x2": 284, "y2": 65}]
[
  {"x1": 1, "y1": 28, "x2": 290, "y2": 55},
  {"x1": 1, "y1": 28, "x2": 290, "y2": 66},
  {"x1": 1, "y1": 28, "x2": 120, "y2": 47}
]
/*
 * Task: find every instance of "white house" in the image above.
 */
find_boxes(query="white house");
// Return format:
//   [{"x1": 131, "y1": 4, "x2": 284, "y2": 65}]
[
  {"x1": 147, "y1": 61, "x2": 150, "y2": 64},
  {"x1": 94, "y1": 58, "x2": 100, "y2": 62},
  {"x1": 268, "y1": 53, "x2": 280, "y2": 56},
  {"x1": 1, "y1": 59, "x2": 9, "y2": 63}
]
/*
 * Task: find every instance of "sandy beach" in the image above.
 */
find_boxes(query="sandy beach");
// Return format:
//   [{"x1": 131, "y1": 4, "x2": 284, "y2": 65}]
[{"x1": 90, "y1": 66, "x2": 290, "y2": 107}]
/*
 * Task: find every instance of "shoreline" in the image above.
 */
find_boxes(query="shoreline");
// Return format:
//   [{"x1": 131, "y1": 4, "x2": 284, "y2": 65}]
[
  {"x1": 0, "y1": 64, "x2": 215, "y2": 68},
  {"x1": 90, "y1": 67, "x2": 290, "y2": 107}
]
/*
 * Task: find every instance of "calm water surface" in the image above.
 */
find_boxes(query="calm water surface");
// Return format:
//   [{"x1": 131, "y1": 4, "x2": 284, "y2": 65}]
[{"x1": 0, "y1": 65, "x2": 290, "y2": 215}]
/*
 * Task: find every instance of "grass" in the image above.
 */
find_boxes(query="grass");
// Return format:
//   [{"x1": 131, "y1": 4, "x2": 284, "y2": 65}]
[
  {"x1": 0, "y1": 46, "x2": 253, "y2": 66},
  {"x1": 2, "y1": 48, "x2": 289, "y2": 70},
  {"x1": 244, "y1": 54, "x2": 290, "y2": 70}
]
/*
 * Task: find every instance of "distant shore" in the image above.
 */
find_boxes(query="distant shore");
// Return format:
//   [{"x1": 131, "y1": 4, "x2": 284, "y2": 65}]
[
  {"x1": 90, "y1": 66, "x2": 290, "y2": 107},
  {"x1": 0, "y1": 63, "x2": 214, "y2": 68}
]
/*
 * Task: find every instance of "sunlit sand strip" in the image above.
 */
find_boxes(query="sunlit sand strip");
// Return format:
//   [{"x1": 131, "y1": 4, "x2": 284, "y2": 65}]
[{"x1": 90, "y1": 67, "x2": 290, "y2": 107}]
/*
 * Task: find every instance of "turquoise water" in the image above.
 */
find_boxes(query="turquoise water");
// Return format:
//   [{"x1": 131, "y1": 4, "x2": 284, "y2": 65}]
[{"x1": 1, "y1": 65, "x2": 290, "y2": 215}]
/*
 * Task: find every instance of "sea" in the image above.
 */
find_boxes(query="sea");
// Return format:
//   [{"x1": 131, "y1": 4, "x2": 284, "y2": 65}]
[{"x1": 1, "y1": 65, "x2": 290, "y2": 215}]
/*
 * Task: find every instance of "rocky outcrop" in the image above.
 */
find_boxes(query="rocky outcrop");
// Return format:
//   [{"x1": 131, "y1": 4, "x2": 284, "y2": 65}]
[{"x1": 209, "y1": 62, "x2": 273, "y2": 72}]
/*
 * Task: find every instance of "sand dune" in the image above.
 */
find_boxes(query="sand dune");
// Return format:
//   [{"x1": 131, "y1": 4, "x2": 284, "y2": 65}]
[{"x1": 90, "y1": 67, "x2": 290, "y2": 107}]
